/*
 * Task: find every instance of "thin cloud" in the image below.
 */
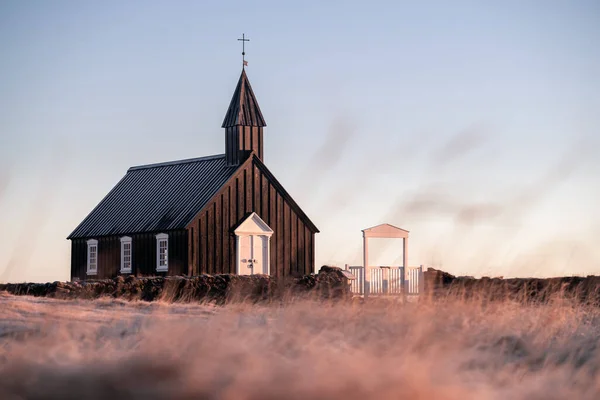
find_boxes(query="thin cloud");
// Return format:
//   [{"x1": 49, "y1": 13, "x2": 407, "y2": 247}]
[
  {"x1": 318, "y1": 128, "x2": 434, "y2": 220},
  {"x1": 309, "y1": 116, "x2": 357, "y2": 173},
  {"x1": 432, "y1": 124, "x2": 489, "y2": 168},
  {"x1": 1, "y1": 140, "x2": 69, "y2": 283}
]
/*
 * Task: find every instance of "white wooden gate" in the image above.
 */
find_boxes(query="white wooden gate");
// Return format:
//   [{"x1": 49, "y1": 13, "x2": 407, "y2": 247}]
[
  {"x1": 345, "y1": 265, "x2": 424, "y2": 296},
  {"x1": 405, "y1": 266, "x2": 424, "y2": 295},
  {"x1": 348, "y1": 266, "x2": 364, "y2": 295}
]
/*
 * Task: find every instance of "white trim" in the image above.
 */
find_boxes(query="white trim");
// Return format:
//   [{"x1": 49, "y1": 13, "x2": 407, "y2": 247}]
[
  {"x1": 233, "y1": 212, "x2": 274, "y2": 236},
  {"x1": 266, "y1": 235, "x2": 271, "y2": 275},
  {"x1": 120, "y1": 236, "x2": 132, "y2": 274},
  {"x1": 362, "y1": 223, "x2": 409, "y2": 239},
  {"x1": 234, "y1": 213, "x2": 273, "y2": 275},
  {"x1": 86, "y1": 239, "x2": 98, "y2": 276},
  {"x1": 235, "y1": 235, "x2": 241, "y2": 275},
  {"x1": 155, "y1": 233, "x2": 169, "y2": 272}
]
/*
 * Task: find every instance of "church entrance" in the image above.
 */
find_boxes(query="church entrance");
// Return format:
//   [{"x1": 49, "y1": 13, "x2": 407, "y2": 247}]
[
  {"x1": 238, "y1": 235, "x2": 268, "y2": 275},
  {"x1": 234, "y1": 213, "x2": 273, "y2": 275}
]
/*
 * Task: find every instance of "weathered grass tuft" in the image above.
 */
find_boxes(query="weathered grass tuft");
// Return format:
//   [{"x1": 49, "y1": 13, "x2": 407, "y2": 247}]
[{"x1": 1, "y1": 291, "x2": 600, "y2": 399}]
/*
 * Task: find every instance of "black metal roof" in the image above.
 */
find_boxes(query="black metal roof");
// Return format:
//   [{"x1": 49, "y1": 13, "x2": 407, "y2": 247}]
[
  {"x1": 222, "y1": 69, "x2": 266, "y2": 127},
  {"x1": 68, "y1": 154, "x2": 236, "y2": 239}
]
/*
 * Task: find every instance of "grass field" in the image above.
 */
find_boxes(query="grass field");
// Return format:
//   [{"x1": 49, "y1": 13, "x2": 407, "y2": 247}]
[{"x1": 1, "y1": 292, "x2": 599, "y2": 399}]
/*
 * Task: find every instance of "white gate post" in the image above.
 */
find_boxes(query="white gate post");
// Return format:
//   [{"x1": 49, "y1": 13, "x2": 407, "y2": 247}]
[
  {"x1": 363, "y1": 233, "x2": 369, "y2": 298},
  {"x1": 403, "y1": 237, "x2": 408, "y2": 301},
  {"x1": 403, "y1": 237, "x2": 408, "y2": 274}
]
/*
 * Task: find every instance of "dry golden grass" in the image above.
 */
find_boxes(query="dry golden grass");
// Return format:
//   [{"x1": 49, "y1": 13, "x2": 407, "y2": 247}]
[{"x1": 1, "y1": 292, "x2": 599, "y2": 399}]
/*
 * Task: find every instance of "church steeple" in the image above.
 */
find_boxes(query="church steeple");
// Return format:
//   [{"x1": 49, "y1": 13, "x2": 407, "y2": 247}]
[{"x1": 222, "y1": 69, "x2": 266, "y2": 166}]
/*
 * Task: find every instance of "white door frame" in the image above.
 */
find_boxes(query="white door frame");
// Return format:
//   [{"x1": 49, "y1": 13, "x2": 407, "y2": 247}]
[{"x1": 234, "y1": 213, "x2": 274, "y2": 275}]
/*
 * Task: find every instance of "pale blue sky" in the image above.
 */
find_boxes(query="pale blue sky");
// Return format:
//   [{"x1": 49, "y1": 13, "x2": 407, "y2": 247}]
[{"x1": 1, "y1": 0, "x2": 599, "y2": 282}]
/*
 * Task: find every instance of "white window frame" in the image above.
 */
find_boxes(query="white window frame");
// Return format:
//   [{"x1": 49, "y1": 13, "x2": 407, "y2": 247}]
[
  {"x1": 120, "y1": 236, "x2": 132, "y2": 274},
  {"x1": 156, "y1": 233, "x2": 169, "y2": 272},
  {"x1": 86, "y1": 239, "x2": 98, "y2": 276}
]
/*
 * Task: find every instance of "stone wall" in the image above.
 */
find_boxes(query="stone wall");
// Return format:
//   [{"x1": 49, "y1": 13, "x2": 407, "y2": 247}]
[
  {"x1": 0, "y1": 266, "x2": 351, "y2": 304},
  {"x1": 423, "y1": 268, "x2": 600, "y2": 305}
]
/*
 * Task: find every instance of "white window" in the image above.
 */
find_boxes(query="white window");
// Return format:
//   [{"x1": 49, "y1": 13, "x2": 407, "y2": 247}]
[
  {"x1": 156, "y1": 233, "x2": 168, "y2": 272},
  {"x1": 87, "y1": 239, "x2": 98, "y2": 276},
  {"x1": 120, "y1": 236, "x2": 132, "y2": 273}
]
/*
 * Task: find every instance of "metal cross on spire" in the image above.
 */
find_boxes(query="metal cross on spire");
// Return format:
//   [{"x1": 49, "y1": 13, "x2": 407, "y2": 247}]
[{"x1": 238, "y1": 33, "x2": 249, "y2": 68}]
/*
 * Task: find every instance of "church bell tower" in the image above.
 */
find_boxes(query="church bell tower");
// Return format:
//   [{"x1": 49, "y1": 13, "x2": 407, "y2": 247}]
[{"x1": 222, "y1": 68, "x2": 267, "y2": 166}]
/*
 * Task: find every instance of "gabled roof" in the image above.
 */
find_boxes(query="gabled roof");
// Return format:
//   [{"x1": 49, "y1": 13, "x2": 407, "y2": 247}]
[
  {"x1": 68, "y1": 155, "x2": 237, "y2": 239},
  {"x1": 222, "y1": 69, "x2": 266, "y2": 127},
  {"x1": 234, "y1": 212, "x2": 274, "y2": 236},
  {"x1": 362, "y1": 223, "x2": 409, "y2": 238}
]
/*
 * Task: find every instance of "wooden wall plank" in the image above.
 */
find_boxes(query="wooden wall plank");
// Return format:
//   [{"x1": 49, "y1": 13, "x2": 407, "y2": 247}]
[
  {"x1": 187, "y1": 227, "x2": 193, "y2": 275},
  {"x1": 309, "y1": 227, "x2": 315, "y2": 275},
  {"x1": 269, "y1": 183, "x2": 277, "y2": 275},
  {"x1": 207, "y1": 208, "x2": 214, "y2": 274},
  {"x1": 276, "y1": 193, "x2": 284, "y2": 278},
  {"x1": 236, "y1": 126, "x2": 241, "y2": 161},
  {"x1": 74, "y1": 240, "x2": 81, "y2": 280},
  {"x1": 199, "y1": 214, "x2": 207, "y2": 274},
  {"x1": 283, "y1": 201, "x2": 290, "y2": 276},
  {"x1": 236, "y1": 177, "x2": 243, "y2": 221},
  {"x1": 222, "y1": 190, "x2": 229, "y2": 274},
  {"x1": 238, "y1": 127, "x2": 244, "y2": 164},
  {"x1": 167, "y1": 230, "x2": 187, "y2": 276},
  {"x1": 111, "y1": 237, "x2": 119, "y2": 278},
  {"x1": 305, "y1": 226, "x2": 310, "y2": 275},
  {"x1": 253, "y1": 163, "x2": 260, "y2": 215},
  {"x1": 261, "y1": 173, "x2": 269, "y2": 222},
  {"x1": 245, "y1": 167, "x2": 252, "y2": 214},
  {"x1": 228, "y1": 185, "x2": 235, "y2": 274},
  {"x1": 70, "y1": 240, "x2": 78, "y2": 280},
  {"x1": 215, "y1": 199, "x2": 222, "y2": 273},
  {"x1": 269, "y1": 183, "x2": 276, "y2": 233},
  {"x1": 258, "y1": 129, "x2": 263, "y2": 160},
  {"x1": 244, "y1": 126, "x2": 251, "y2": 156},
  {"x1": 291, "y1": 213, "x2": 297, "y2": 275},
  {"x1": 298, "y1": 221, "x2": 305, "y2": 275},
  {"x1": 194, "y1": 219, "x2": 200, "y2": 275},
  {"x1": 98, "y1": 238, "x2": 106, "y2": 279},
  {"x1": 134, "y1": 234, "x2": 145, "y2": 276},
  {"x1": 196, "y1": 218, "x2": 201, "y2": 275}
]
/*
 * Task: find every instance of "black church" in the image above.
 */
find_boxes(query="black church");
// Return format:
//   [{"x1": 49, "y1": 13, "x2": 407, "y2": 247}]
[{"x1": 68, "y1": 68, "x2": 319, "y2": 281}]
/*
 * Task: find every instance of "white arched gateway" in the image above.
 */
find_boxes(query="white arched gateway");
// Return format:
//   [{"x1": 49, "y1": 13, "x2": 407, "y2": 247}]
[{"x1": 346, "y1": 223, "x2": 423, "y2": 298}]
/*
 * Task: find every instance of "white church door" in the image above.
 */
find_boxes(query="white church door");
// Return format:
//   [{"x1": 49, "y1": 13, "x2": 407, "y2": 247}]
[
  {"x1": 238, "y1": 235, "x2": 268, "y2": 275},
  {"x1": 239, "y1": 235, "x2": 253, "y2": 275},
  {"x1": 234, "y1": 213, "x2": 273, "y2": 275}
]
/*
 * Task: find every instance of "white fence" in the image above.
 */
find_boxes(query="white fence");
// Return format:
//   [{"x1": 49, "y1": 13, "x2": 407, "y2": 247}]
[
  {"x1": 345, "y1": 265, "x2": 424, "y2": 296},
  {"x1": 348, "y1": 266, "x2": 365, "y2": 295}
]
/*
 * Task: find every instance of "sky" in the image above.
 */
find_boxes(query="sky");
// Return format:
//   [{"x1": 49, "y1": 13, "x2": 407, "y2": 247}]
[{"x1": 1, "y1": 0, "x2": 599, "y2": 282}]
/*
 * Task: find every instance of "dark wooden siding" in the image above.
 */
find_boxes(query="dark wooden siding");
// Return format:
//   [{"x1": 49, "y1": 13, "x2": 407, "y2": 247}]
[
  {"x1": 70, "y1": 230, "x2": 188, "y2": 281},
  {"x1": 188, "y1": 157, "x2": 316, "y2": 278},
  {"x1": 225, "y1": 126, "x2": 263, "y2": 166}
]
